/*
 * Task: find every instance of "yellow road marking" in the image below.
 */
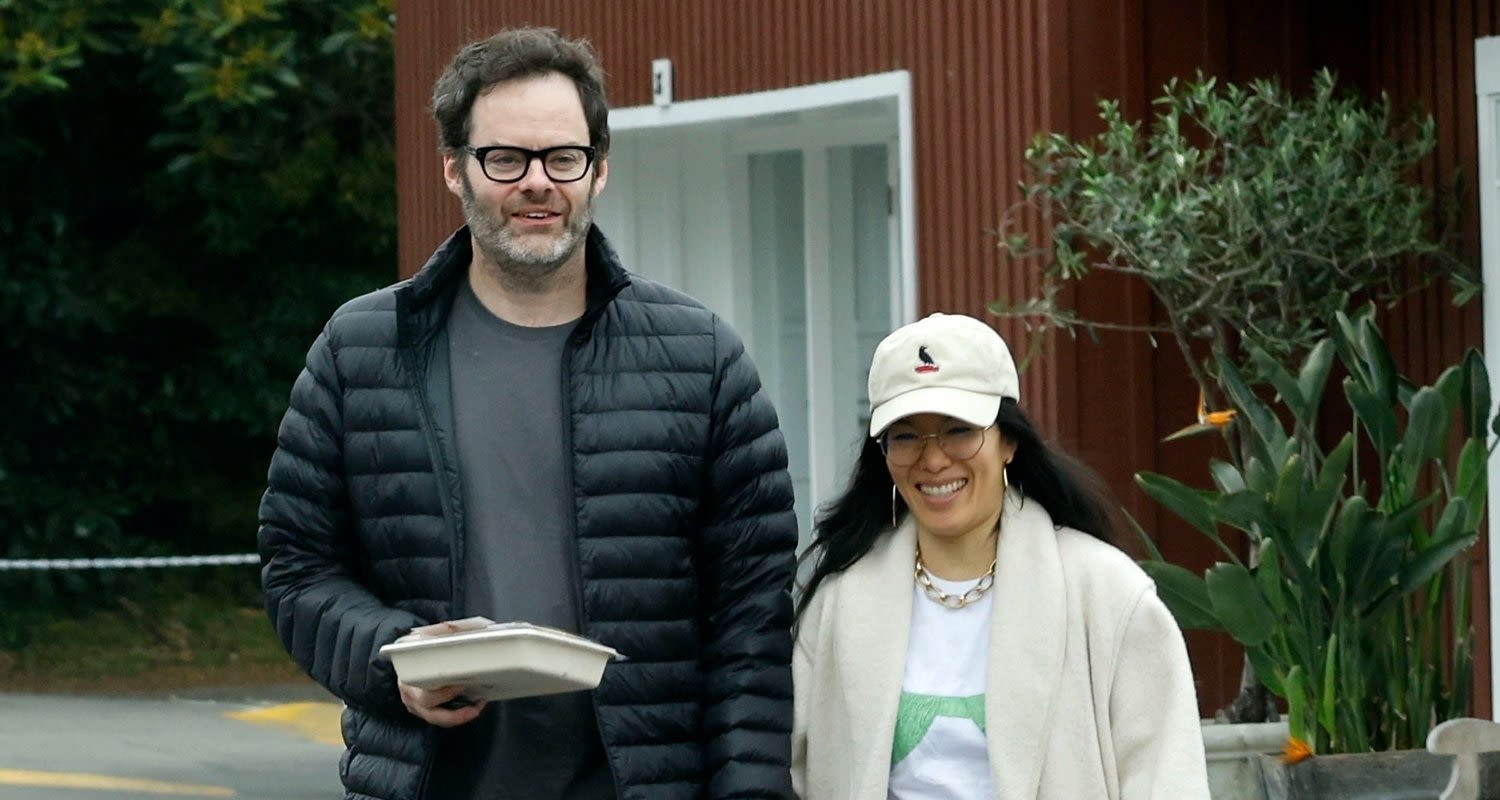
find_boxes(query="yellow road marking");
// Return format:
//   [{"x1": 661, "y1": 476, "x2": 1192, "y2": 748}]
[
  {"x1": 0, "y1": 768, "x2": 233, "y2": 796},
  {"x1": 224, "y1": 701, "x2": 343, "y2": 746}
]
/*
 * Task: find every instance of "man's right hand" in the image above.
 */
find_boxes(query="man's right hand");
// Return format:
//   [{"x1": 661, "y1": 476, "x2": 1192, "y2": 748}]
[{"x1": 398, "y1": 681, "x2": 488, "y2": 727}]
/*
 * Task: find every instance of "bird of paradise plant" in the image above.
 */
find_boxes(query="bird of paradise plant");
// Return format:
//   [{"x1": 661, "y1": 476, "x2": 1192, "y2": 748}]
[
  {"x1": 1135, "y1": 307, "x2": 1494, "y2": 753},
  {"x1": 992, "y1": 68, "x2": 1477, "y2": 726}
]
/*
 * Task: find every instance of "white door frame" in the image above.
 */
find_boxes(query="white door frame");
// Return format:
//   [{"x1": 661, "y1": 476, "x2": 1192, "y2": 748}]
[{"x1": 1477, "y1": 34, "x2": 1500, "y2": 713}]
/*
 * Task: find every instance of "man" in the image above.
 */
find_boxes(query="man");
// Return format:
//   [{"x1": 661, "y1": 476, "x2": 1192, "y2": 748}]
[{"x1": 258, "y1": 27, "x2": 798, "y2": 800}]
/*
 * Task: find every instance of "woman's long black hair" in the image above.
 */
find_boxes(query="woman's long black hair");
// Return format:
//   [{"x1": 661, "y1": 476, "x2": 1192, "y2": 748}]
[{"x1": 793, "y1": 397, "x2": 1123, "y2": 624}]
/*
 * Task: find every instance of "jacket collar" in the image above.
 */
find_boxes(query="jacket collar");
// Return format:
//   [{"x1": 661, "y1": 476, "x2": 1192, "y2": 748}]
[
  {"x1": 984, "y1": 489, "x2": 1069, "y2": 798},
  {"x1": 841, "y1": 489, "x2": 1068, "y2": 799},
  {"x1": 397, "y1": 224, "x2": 632, "y2": 347}
]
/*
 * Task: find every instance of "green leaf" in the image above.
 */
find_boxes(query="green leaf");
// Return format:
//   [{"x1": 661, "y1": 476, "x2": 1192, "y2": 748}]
[
  {"x1": 1283, "y1": 665, "x2": 1314, "y2": 746},
  {"x1": 1435, "y1": 365, "x2": 1464, "y2": 422},
  {"x1": 166, "y1": 153, "x2": 197, "y2": 173},
  {"x1": 1356, "y1": 312, "x2": 1400, "y2": 406},
  {"x1": 1139, "y1": 562, "x2": 1220, "y2": 630},
  {"x1": 1460, "y1": 348, "x2": 1492, "y2": 439},
  {"x1": 1206, "y1": 562, "x2": 1278, "y2": 645},
  {"x1": 1398, "y1": 505, "x2": 1476, "y2": 594},
  {"x1": 1162, "y1": 421, "x2": 1226, "y2": 442},
  {"x1": 1331, "y1": 309, "x2": 1368, "y2": 385},
  {"x1": 1255, "y1": 538, "x2": 1289, "y2": 612},
  {"x1": 1345, "y1": 379, "x2": 1398, "y2": 456},
  {"x1": 1136, "y1": 472, "x2": 1218, "y2": 540},
  {"x1": 1217, "y1": 490, "x2": 1273, "y2": 540},
  {"x1": 1253, "y1": 345, "x2": 1309, "y2": 423},
  {"x1": 1245, "y1": 456, "x2": 1277, "y2": 494},
  {"x1": 1296, "y1": 339, "x2": 1338, "y2": 421},
  {"x1": 1399, "y1": 387, "x2": 1451, "y2": 483},
  {"x1": 1396, "y1": 378, "x2": 1419, "y2": 410},
  {"x1": 1329, "y1": 496, "x2": 1374, "y2": 597},
  {"x1": 1319, "y1": 634, "x2": 1339, "y2": 736},
  {"x1": 1125, "y1": 510, "x2": 1165, "y2": 561},
  {"x1": 1429, "y1": 497, "x2": 1469, "y2": 544},
  {"x1": 1307, "y1": 433, "x2": 1353, "y2": 530},
  {"x1": 1372, "y1": 495, "x2": 1438, "y2": 556},
  {"x1": 1356, "y1": 510, "x2": 1423, "y2": 610},
  {"x1": 1456, "y1": 438, "x2": 1488, "y2": 531},
  {"x1": 1270, "y1": 453, "x2": 1318, "y2": 564},
  {"x1": 1247, "y1": 645, "x2": 1287, "y2": 698},
  {"x1": 1209, "y1": 459, "x2": 1247, "y2": 494},
  {"x1": 1217, "y1": 352, "x2": 1287, "y2": 460},
  {"x1": 321, "y1": 31, "x2": 356, "y2": 55}
]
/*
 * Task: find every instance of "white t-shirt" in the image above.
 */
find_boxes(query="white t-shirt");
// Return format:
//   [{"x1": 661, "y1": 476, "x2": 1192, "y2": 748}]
[{"x1": 888, "y1": 572, "x2": 995, "y2": 800}]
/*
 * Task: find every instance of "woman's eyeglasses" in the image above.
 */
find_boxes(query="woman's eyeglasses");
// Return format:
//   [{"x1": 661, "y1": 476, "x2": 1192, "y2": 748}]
[{"x1": 879, "y1": 424, "x2": 989, "y2": 466}]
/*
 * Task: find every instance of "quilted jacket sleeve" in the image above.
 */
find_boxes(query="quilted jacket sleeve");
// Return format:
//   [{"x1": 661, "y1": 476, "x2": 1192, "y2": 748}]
[
  {"x1": 258, "y1": 327, "x2": 423, "y2": 719},
  {"x1": 699, "y1": 316, "x2": 800, "y2": 799}
]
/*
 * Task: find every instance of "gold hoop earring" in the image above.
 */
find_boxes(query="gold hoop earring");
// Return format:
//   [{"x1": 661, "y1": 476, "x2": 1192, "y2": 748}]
[
  {"x1": 891, "y1": 485, "x2": 899, "y2": 528},
  {"x1": 1002, "y1": 465, "x2": 1010, "y2": 495}
]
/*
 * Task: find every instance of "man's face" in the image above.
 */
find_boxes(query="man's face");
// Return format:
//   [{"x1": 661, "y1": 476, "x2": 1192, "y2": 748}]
[{"x1": 444, "y1": 72, "x2": 607, "y2": 284}]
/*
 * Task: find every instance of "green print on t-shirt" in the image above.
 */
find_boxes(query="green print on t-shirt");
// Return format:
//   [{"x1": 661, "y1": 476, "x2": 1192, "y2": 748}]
[{"x1": 891, "y1": 691, "x2": 987, "y2": 765}]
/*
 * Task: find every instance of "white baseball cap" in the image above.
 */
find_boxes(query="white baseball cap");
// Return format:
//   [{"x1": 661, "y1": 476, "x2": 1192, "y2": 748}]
[{"x1": 867, "y1": 313, "x2": 1021, "y2": 436}]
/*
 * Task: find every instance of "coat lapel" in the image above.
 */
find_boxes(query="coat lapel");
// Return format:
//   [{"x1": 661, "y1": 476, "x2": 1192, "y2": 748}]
[
  {"x1": 837, "y1": 520, "x2": 918, "y2": 799},
  {"x1": 986, "y1": 489, "x2": 1068, "y2": 798}
]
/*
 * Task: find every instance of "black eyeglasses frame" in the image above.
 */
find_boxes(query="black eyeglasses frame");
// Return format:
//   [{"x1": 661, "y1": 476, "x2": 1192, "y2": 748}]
[{"x1": 463, "y1": 144, "x2": 599, "y2": 184}]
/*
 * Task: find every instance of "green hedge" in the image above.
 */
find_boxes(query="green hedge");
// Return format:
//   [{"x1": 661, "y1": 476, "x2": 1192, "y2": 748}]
[{"x1": 0, "y1": 0, "x2": 397, "y2": 614}]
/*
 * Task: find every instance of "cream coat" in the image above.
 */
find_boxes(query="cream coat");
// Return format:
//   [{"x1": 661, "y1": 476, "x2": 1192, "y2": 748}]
[{"x1": 792, "y1": 489, "x2": 1210, "y2": 799}]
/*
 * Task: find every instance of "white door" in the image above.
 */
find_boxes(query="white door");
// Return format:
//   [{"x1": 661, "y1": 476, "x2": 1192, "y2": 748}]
[
  {"x1": 747, "y1": 150, "x2": 811, "y2": 530},
  {"x1": 747, "y1": 143, "x2": 898, "y2": 545},
  {"x1": 1477, "y1": 34, "x2": 1500, "y2": 715}
]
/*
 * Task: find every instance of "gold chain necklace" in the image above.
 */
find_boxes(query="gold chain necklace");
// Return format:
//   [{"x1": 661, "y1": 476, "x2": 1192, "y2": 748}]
[{"x1": 913, "y1": 548, "x2": 997, "y2": 609}]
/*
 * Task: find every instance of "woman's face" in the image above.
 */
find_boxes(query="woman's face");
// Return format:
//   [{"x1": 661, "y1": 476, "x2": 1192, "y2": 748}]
[{"x1": 883, "y1": 413, "x2": 1016, "y2": 544}]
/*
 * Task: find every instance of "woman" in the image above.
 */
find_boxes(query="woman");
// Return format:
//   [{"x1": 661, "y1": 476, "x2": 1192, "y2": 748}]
[{"x1": 791, "y1": 313, "x2": 1209, "y2": 799}]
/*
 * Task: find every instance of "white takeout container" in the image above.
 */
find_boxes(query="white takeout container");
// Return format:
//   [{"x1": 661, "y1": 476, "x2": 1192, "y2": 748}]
[{"x1": 379, "y1": 622, "x2": 621, "y2": 701}]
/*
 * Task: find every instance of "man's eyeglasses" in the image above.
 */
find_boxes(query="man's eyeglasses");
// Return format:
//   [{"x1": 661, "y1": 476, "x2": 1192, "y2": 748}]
[
  {"x1": 879, "y1": 424, "x2": 989, "y2": 467},
  {"x1": 465, "y1": 145, "x2": 598, "y2": 183}
]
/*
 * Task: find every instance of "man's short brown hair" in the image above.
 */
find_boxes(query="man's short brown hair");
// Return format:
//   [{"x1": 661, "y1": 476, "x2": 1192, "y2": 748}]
[{"x1": 431, "y1": 27, "x2": 610, "y2": 158}]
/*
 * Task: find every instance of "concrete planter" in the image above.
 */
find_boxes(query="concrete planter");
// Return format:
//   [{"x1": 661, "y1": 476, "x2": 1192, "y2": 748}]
[
  {"x1": 1252, "y1": 749, "x2": 1500, "y2": 799},
  {"x1": 1202, "y1": 720, "x2": 1289, "y2": 799}
]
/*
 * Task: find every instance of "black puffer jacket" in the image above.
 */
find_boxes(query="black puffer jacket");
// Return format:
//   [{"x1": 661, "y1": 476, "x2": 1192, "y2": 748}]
[{"x1": 258, "y1": 226, "x2": 798, "y2": 800}]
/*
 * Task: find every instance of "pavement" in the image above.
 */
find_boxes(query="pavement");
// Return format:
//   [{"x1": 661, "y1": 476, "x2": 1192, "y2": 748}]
[
  {"x1": 151, "y1": 681, "x2": 340, "y2": 704},
  {"x1": 0, "y1": 683, "x2": 346, "y2": 798},
  {"x1": 143, "y1": 680, "x2": 347, "y2": 749}
]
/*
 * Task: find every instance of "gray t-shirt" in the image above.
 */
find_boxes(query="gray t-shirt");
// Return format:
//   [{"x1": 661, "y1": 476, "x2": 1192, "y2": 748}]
[{"x1": 428, "y1": 280, "x2": 613, "y2": 799}]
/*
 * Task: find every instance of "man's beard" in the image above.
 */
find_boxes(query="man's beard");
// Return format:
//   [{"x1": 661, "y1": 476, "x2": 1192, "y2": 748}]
[{"x1": 461, "y1": 173, "x2": 594, "y2": 293}]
